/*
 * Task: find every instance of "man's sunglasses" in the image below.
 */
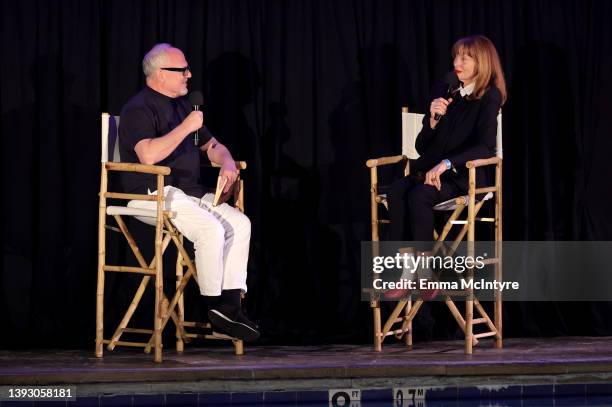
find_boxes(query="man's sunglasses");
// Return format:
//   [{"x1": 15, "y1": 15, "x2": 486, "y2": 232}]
[{"x1": 161, "y1": 66, "x2": 191, "y2": 76}]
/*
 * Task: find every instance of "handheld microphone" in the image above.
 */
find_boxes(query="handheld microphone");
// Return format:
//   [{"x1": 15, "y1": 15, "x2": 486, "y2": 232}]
[
  {"x1": 434, "y1": 71, "x2": 460, "y2": 121},
  {"x1": 188, "y1": 91, "x2": 204, "y2": 145}
]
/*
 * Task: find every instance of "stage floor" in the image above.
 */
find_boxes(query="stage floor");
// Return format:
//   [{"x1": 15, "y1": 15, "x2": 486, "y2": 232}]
[{"x1": 1, "y1": 336, "x2": 612, "y2": 404}]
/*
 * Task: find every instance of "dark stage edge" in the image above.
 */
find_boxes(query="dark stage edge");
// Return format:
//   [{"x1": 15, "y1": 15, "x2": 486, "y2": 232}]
[{"x1": 1, "y1": 337, "x2": 612, "y2": 403}]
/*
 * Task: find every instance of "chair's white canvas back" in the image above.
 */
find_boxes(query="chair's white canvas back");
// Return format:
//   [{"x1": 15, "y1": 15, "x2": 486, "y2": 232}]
[
  {"x1": 101, "y1": 113, "x2": 121, "y2": 163},
  {"x1": 401, "y1": 111, "x2": 425, "y2": 159},
  {"x1": 495, "y1": 112, "x2": 503, "y2": 158},
  {"x1": 401, "y1": 110, "x2": 503, "y2": 159}
]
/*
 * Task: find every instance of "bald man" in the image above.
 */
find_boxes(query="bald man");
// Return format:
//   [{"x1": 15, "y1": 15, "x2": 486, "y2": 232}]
[{"x1": 118, "y1": 43, "x2": 259, "y2": 342}]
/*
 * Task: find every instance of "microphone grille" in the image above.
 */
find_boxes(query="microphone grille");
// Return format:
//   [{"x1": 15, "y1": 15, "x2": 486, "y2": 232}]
[
  {"x1": 444, "y1": 71, "x2": 460, "y2": 88},
  {"x1": 188, "y1": 91, "x2": 204, "y2": 106}
]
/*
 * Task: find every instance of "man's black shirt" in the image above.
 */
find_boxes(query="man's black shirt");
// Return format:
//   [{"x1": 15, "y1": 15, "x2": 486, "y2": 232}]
[{"x1": 118, "y1": 86, "x2": 212, "y2": 197}]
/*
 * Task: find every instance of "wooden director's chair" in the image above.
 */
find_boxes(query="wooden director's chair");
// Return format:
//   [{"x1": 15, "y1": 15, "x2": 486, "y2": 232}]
[
  {"x1": 366, "y1": 107, "x2": 503, "y2": 354},
  {"x1": 96, "y1": 113, "x2": 246, "y2": 362}
]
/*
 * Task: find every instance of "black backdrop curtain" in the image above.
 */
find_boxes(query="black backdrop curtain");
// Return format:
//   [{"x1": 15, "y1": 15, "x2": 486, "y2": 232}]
[{"x1": 2, "y1": 0, "x2": 611, "y2": 348}]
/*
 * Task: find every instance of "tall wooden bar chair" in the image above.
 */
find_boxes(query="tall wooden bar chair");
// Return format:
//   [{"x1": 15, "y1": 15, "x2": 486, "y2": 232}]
[
  {"x1": 97, "y1": 113, "x2": 246, "y2": 362},
  {"x1": 366, "y1": 107, "x2": 503, "y2": 354}
]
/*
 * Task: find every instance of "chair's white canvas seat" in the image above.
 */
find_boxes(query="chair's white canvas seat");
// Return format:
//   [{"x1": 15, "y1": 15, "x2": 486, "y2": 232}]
[
  {"x1": 106, "y1": 206, "x2": 158, "y2": 218},
  {"x1": 106, "y1": 206, "x2": 176, "y2": 219}
]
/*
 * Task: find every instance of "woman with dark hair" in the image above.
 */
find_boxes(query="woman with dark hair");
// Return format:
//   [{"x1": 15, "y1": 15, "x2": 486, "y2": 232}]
[{"x1": 388, "y1": 35, "x2": 507, "y2": 243}]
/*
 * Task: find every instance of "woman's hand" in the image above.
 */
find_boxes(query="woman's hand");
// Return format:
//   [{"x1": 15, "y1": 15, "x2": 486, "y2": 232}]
[
  {"x1": 424, "y1": 161, "x2": 448, "y2": 191},
  {"x1": 429, "y1": 97, "x2": 453, "y2": 129}
]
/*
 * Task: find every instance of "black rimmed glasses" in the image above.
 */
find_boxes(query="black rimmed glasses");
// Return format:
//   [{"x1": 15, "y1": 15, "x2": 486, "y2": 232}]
[{"x1": 160, "y1": 66, "x2": 191, "y2": 76}]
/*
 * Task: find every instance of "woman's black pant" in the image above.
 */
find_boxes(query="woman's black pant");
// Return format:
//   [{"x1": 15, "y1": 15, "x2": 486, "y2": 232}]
[{"x1": 387, "y1": 175, "x2": 463, "y2": 241}]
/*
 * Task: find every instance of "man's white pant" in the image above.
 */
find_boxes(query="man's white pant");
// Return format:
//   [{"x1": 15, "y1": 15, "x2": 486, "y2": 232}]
[{"x1": 128, "y1": 186, "x2": 250, "y2": 296}]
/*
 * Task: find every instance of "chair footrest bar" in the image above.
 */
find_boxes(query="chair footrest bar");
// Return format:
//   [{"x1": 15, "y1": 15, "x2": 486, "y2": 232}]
[
  {"x1": 378, "y1": 220, "x2": 390, "y2": 224},
  {"x1": 181, "y1": 321, "x2": 210, "y2": 329},
  {"x1": 472, "y1": 318, "x2": 488, "y2": 324},
  {"x1": 443, "y1": 290, "x2": 469, "y2": 296},
  {"x1": 184, "y1": 333, "x2": 209, "y2": 339},
  {"x1": 104, "y1": 265, "x2": 156, "y2": 275},
  {"x1": 474, "y1": 186, "x2": 498, "y2": 194},
  {"x1": 384, "y1": 327, "x2": 410, "y2": 337},
  {"x1": 393, "y1": 315, "x2": 413, "y2": 324},
  {"x1": 474, "y1": 331, "x2": 497, "y2": 339},
  {"x1": 179, "y1": 330, "x2": 238, "y2": 341},
  {"x1": 121, "y1": 328, "x2": 154, "y2": 334},
  {"x1": 105, "y1": 192, "x2": 159, "y2": 201},
  {"x1": 206, "y1": 333, "x2": 236, "y2": 340},
  {"x1": 103, "y1": 339, "x2": 151, "y2": 348}
]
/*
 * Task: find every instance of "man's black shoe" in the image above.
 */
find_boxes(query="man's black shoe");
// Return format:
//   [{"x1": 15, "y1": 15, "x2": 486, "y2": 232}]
[{"x1": 208, "y1": 309, "x2": 260, "y2": 342}]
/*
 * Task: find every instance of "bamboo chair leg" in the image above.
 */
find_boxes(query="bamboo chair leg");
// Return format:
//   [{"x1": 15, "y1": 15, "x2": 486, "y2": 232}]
[
  {"x1": 232, "y1": 276, "x2": 244, "y2": 356},
  {"x1": 465, "y1": 282, "x2": 474, "y2": 355},
  {"x1": 404, "y1": 297, "x2": 412, "y2": 348},
  {"x1": 369, "y1": 166, "x2": 383, "y2": 351},
  {"x1": 233, "y1": 340, "x2": 244, "y2": 355},
  {"x1": 96, "y1": 164, "x2": 108, "y2": 358},
  {"x1": 464, "y1": 255, "x2": 475, "y2": 354},
  {"x1": 233, "y1": 187, "x2": 244, "y2": 356},
  {"x1": 464, "y1": 168, "x2": 476, "y2": 355},
  {"x1": 494, "y1": 209, "x2": 503, "y2": 349},
  {"x1": 176, "y1": 235, "x2": 185, "y2": 353},
  {"x1": 96, "y1": 243, "x2": 106, "y2": 357},
  {"x1": 494, "y1": 257, "x2": 503, "y2": 349},
  {"x1": 493, "y1": 241, "x2": 503, "y2": 348},
  {"x1": 494, "y1": 161, "x2": 503, "y2": 348},
  {"x1": 153, "y1": 175, "x2": 164, "y2": 363},
  {"x1": 370, "y1": 167, "x2": 379, "y2": 242},
  {"x1": 146, "y1": 218, "x2": 198, "y2": 352},
  {"x1": 372, "y1": 300, "x2": 382, "y2": 352}
]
